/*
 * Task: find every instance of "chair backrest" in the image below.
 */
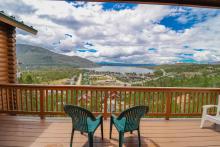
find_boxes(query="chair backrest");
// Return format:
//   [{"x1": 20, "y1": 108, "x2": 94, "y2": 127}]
[
  {"x1": 64, "y1": 105, "x2": 96, "y2": 132},
  {"x1": 118, "y1": 105, "x2": 149, "y2": 132}
]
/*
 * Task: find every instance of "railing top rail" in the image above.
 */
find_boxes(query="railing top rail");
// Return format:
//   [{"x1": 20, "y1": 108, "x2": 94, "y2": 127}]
[{"x1": 0, "y1": 83, "x2": 220, "y2": 92}]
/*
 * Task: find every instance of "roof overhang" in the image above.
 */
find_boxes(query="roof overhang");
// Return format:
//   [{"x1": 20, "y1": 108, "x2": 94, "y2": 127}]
[
  {"x1": 80, "y1": 0, "x2": 220, "y2": 9},
  {"x1": 0, "y1": 11, "x2": 37, "y2": 35}
]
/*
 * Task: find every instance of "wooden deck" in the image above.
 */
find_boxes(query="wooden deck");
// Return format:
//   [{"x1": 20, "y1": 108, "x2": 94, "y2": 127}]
[{"x1": 0, "y1": 115, "x2": 220, "y2": 147}]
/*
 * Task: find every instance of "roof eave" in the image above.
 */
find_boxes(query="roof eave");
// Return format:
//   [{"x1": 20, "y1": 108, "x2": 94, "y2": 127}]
[{"x1": 0, "y1": 12, "x2": 37, "y2": 35}]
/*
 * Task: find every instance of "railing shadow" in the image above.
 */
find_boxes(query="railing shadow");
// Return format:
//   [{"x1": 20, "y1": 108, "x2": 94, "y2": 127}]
[{"x1": 80, "y1": 134, "x2": 160, "y2": 147}]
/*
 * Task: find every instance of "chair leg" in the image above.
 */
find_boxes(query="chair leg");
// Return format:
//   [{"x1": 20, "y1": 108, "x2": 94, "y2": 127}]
[
  {"x1": 200, "y1": 118, "x2": 206, "y2": 128},
  {"x1": 70, "y1": 128, "x2": 74, "y2": 147},
  {"x1": 119, "y1": 132, "x2": 124, "y2": 147},
  {"x1": 138, "y1": 128, "x2": 141, "y2": 147},
  {"x1": 110, "y1": 116, "x2": 113, "y2": 139},
  {"x1": 88, "y1": 132, "x2": 93, "y2": 147},
  {"x1": 101, "y1": 117, "x2": 104, "y2": 140}
]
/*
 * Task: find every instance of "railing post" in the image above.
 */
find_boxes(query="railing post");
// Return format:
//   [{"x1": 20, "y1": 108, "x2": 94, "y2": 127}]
[
  {"x1": 165, "y1": 92, "x2": 172, "y2": 120},
  {"x1": 40, "y1": 89, "x2": 45, "y2": 120},
  {"x1": 103, "y1": 91, "x2": 108, "y2": 120}
]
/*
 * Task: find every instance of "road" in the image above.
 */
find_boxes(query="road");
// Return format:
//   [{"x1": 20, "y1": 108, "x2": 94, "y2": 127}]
[
  {"x1": 76, "y1": 73, "x2": 82, "y2": 85},
  {"x1": 161, "y1": 69, "x2": 166, "y2": 76}
]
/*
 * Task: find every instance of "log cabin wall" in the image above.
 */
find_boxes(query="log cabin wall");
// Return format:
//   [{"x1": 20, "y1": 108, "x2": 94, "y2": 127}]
[
  {"x1": 0, "y1": 22, "x2": 17, "y2": 111},
  {"x1": 0, "y1": 22, "x2": 16, "y2": 84}
]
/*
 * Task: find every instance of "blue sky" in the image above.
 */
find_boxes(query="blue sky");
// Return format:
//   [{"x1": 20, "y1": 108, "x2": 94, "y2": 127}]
[{"x1": 1, "y1": 1, "x2": 220, "y2": 64}]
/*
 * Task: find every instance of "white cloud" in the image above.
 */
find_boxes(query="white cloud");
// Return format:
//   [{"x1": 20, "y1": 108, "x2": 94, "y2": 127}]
[{"x1": 0, "y1": 0, "x2": 220, "y2": 64}]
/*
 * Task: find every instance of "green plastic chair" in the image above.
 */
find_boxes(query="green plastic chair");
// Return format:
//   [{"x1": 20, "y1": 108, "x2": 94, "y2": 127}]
[
  {"x1": 64, "y1": 105, "x2": 103, "y2": 147},
  {"x1": 110, "y1": 105, "x2": 149, "y2": 147}
]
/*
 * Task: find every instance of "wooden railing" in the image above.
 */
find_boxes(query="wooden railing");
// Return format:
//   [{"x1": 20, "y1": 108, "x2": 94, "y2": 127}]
[{"x1": 0, "y1": 84, "x2": 219, "y2": 120}]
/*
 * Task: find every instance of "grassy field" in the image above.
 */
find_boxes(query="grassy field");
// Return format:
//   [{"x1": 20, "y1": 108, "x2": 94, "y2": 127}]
[{"x1": 18, "y1": 67, "x2": 81, "y2": 84}]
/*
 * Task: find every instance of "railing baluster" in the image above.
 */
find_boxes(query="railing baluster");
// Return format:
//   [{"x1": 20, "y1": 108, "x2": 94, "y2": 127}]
[
  {"x1": 183, "y1": 92, "x2": 186, "y2": 113},
  {"x1": 124, "y1": 91, "x2": 127, "y2": 111},
  {"x1": 80, "y1": 90, "x2": 83, "y2": 107},
  {"x1": 71, "y1": 89, "x2": 73, "y2": 104},
  {"x1": 192, "y1": 92, "x2": 194, "y2": 113},
  {"x1": 205, "y1": 92, "x2": 208, "y2": 105},
  {"x1": 56, "y1": 90, "x2": 58, "y2": 111},
  {"x1": 51, "y1": 90, "x2": 54, "y2": 112},
  {"x1": 188, "y1": 92, "x2": 191, "y2": 113},
  {"x1": 40, "y1": 89, "x2": 45, "y2": 119},
  {"x1": 119, "y1": 91, "x2": 122, "y2": 112},
  {"x1": 66, "y1": 90, "x2": 68, "y2": 105},
  {"x1": 30, "y1": 89, "x2": 33, "y2": 112},
  {"x1": 46, "y1": 89, "x2": 48, "y2": 112},
  {"x1": 104, "y1": 90, "x2": 107, "y2": 120},
  {"x1": 86, "y1": 90, "x2": 88, "y2": 109},
  {"x1": 25, "y1": 89, "x2": 28, "y2": 112},
  {"x1": 5, "y1": 88, "x2": 10, "y2": 111},
  {"x1": 35, "y1": 89, "x2": 37, "y2": 112},
  {"x1": 156, "y1": 92, "x2": 159, "y2": 113},
  {"x1": 148, "y1": 92, "x2": 150, "y2": 112},
  {"x1": 165, "y1": 91, "x2": 172, "y2": 120},
  {"x1": 174, "y1": 92, "x2": 177, "y2": 114},
  {"x1": 129, "y1": 91, "x2": 131, "y2": 108},
  {"x1": 212, "y1": 92, "x2": 217, "y2": 113},
  {"x1": 20, "y1": 89, "x2": 23, "y2": 111},
  {"x1": 76, "y1": 89, "x2": 78, "y2": 106},
  {"x1": 196, "y1": 92, "x2": 199, "y2": 113},
  {"x1": 161, "y1": 92, "x2": 164, "y2": 113},
  {"x1": 201, "y1": 92, "x2": 204, "y2": 113},
  {"x1": 90, "y1": 90, "x2": 93, "y2": 111},
  {"x1": 210, "y1": 92, "x2": 213, "y2": 113},
  {"x1": 61, "y1": 90, "x2": 63, "y2": 111},
  {"x1": 114, "y1": 91, "x2": 116, "y2": 112},
  {"x1": 138, "y1": 91, "x2": 141, "y2": 105},
  {"x1": 143, "y1": 91, "x2": 146, "y2": 107},
  {"x1": 100, "y1": 91, "x2": 103, "y2": 112},
  {"x1": 152, "y1": 92, "x2": 154, "y2": 113},
  {"x1": 109, "y1": 91, "x2": 111, "y2": 113},
  {"x1": 95, "y1": 90, "x2": 98, "y2": 112},
  {"x1": 134, "y1": 91, "x2": 137, "y2": 106}
]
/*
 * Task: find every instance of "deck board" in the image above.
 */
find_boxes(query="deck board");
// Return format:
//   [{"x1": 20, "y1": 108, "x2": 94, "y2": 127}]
[{"x1": 0, "y1": 115, "x2": 220, "y2": 147}]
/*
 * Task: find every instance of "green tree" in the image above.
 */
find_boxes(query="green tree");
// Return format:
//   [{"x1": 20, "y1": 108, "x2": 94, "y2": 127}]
[{"x1": 25, "y1": 74, "x2": 33, "y2": 84}]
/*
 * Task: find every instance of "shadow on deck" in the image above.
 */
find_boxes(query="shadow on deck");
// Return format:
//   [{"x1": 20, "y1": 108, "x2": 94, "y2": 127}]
[{"x1": 0, "y1": 115, "x2": 220, "y2": 147}]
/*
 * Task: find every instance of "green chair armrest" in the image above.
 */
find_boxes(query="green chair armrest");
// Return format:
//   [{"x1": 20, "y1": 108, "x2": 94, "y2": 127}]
[
  {"x1": 111, "y1": 114, "x2": 118, "y2": 120},
  {"x1": 87, "y1": 117, "x2": 101, "y2": 132},
  {"x1": 113, "y1": 117, "x2": 126, "y2": 132},
  {"x1": 96, "y1": 114, "x2": 103, "y2": 121}
]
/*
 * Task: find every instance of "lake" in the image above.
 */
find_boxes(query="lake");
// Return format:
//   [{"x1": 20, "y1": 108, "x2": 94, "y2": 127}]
[{"x1": 83, "y1": 66, "x2": 154, "y2": 74}]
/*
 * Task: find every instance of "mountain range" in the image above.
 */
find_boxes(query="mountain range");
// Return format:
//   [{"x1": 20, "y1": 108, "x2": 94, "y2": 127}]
[{"x1": 16, "y1": 44, "x2": 98, "y2": 69}]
